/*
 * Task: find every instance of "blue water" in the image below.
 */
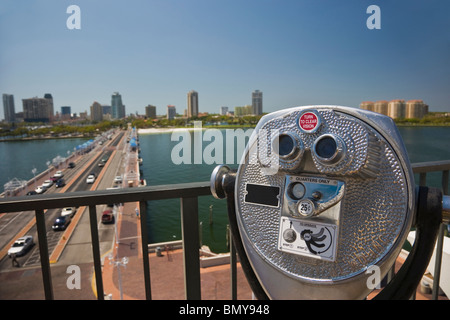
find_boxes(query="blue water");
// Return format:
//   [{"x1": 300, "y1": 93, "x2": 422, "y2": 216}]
[{"x1": 0, "y1": 138, "x2": 89, "y2": 188}]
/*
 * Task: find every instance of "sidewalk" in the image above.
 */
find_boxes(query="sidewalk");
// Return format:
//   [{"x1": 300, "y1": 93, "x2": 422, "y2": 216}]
[{"x1": 100, "y1": 200, "x2": 253, "y2": 300}]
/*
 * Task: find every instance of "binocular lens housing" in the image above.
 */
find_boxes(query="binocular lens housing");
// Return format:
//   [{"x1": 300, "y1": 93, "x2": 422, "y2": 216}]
[
  {"x1": 313, "y1": 134, "x2": 346, "y2": 165},
  {"x1": 272, "y1": 133, "x2": 302, "y2": 161},
  {"x1": 278, "y1": 134, "x2": 295, "y2": 157}
]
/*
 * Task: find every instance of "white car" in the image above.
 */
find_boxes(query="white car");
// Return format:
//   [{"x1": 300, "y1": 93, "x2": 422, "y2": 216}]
[
  {"x1": 61, "y1": 207, "x2": 76, "y2": 217},
  {"x1": 42, "y1": 180, "x2": 53, "y2": 188},
  {"x1": 35, "y1": 185, "x2": 46, "y2": 194},
  {"x1": 86, "y1": 174, "x2": 95, "y2": 184},
  {"x1": 53, "y1": 170, "x2": 64, "y2": 178},
  {"x1": 8, "y1": 236, "x2": 34, "y2": 257},
  {"x1": 114, "y1": 176, "x2": 122, "y2": 184}
]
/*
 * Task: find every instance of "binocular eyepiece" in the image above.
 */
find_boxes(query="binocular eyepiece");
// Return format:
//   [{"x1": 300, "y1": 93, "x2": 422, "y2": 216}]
[{"x1": 211, "y1": 105, "x2": 449, "y2": 300}]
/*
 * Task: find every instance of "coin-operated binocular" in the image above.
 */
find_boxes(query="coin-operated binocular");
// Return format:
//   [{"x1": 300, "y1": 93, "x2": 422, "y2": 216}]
[{"x1": 211, "y1": 106, "x2": 450, "y2": 300}]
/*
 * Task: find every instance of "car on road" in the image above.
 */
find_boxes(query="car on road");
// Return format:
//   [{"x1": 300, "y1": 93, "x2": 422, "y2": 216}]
[
  {"x1": 86, "y1": 174, "x2": 96, "y2": 184},
  {"x1": 53, "y1": 170, "x2": 64, "y2": 178},
  {"x1": 68, "y1": 162, "x2": 75, "y2": 168},
  {"x1": 114, "y1": 176, "x2": 122, "y2": 184},
  {"x1": 98, "y1": 157, "x2": 109, "y2": 167},
  {"x1": 52, "y1": 216, "x2": 71, "y2": 231},
  {"x1": 42, "y1": 180, "x2": 53, "y2": 188},
  {"x1": 55, "y1": 178, "x2": 65, "y2": 188},
  {"x1": 26, "y1": 190, "x2": 37, "y2": 196},
  {"x1": 61, "y1": 207, "x2": 76, "y2": 217},
  {"x1": 35, "y1": 185, "x2": 46, "y2": 194},
  {"x1": 101, "y1": 210, "x2": 114, "y2": 224},
  {"x1": 8, "y1": 236, "x2": 34, "y2": 257}
]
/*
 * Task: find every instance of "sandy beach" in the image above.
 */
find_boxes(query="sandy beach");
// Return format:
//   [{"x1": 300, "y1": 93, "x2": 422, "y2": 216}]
[{"x1": 137, "y1": 127, "x2": 205, "y2": 134}]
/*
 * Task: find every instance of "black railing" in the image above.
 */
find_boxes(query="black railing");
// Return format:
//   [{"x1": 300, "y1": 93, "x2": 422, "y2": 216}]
[
  {"x1": 0, "y1": 160, "x2": 449, "y2": 300},
  {"x1": 0, "y1": 182, "x2": 211, "y2": 300},
  {"x1": 412, "y1": 160, "x2": 450, "y2": 300}
]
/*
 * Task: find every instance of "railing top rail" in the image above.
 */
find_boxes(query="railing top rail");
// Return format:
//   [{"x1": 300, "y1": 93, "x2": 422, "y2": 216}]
[
  {"x1": 1, "y1": 160, "x2": 450, "y2": 214},
  {"x1": 0, "y1": 182, "x2": 211, "y2": 213},
  {"x1": 412, "y1": 160, "x2": 450, "y2": 173}
]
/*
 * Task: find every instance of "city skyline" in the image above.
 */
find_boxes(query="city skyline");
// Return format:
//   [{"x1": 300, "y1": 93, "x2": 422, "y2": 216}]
[{"x1": 1, "y1": 1, "x2": 450, "y2": 120}]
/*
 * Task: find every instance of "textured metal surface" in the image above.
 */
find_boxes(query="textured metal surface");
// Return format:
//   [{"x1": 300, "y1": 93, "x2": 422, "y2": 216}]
[{"x1": 235, "y1": 106, "x2": 411, "y2": 286}]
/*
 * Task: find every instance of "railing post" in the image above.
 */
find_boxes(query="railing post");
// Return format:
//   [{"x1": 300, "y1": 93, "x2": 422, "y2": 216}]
[
  {"x1": 419, "y1": 172, "x2": 427, "y2": 186},
  {"x1": 431, "y1": 169, "x2": 449, "y2": 299},
  {"x1": 139, "y1": 201, "x2": 152, "y2": 300},
  {"x1": 35, "y1": 209, "x2": 53, "y2": 300},
  {"x1": 180, "y1": 197, "x2": 201, "y2": 300},
  {"x1": 88, "y1": 205, "x2": 104, "y2": 300},
  {"x1": 230, "y1": 229, "x2": 237, "y2": 300}
]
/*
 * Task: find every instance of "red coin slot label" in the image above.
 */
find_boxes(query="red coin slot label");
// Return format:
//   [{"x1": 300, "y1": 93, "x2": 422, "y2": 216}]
[{"x1": 299, "y1": 112, "x2": 319, "y2": 132}]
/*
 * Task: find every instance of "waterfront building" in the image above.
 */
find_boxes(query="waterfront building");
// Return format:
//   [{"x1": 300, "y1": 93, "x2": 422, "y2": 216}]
[
  {"x1": 220, "y1": 106, "x2": 228, "y2": 115},
  {"x1": 102, "y1": 105, "x2": 112, "y2": 116},
  {"x1": 388, "y1": 100, "x2": 406, "y2": 119},
  {"x1": 252, "y1": 90, "x2": 263, "y2": 115},
  {"x1": 374, "y1": 100, "x2": 388, "y2": 116},
  {"x1": 61, "y1": 106, "x2": 71, "y2": 121},
  {"x1": 167, "y1": 105, "x2": 176, "y2": 120},
  {"x1": 2, "y1": 94, "x2": 16, "y2": 123},
  {"x1": 145, "y1": 105, "x2": 157, "y2": 119},
  {"x1": 234, "y1": 105, "x2": 253, "y2": 117},
  {"x1": 406, "y1": 100, "x2": 428, "y2": 119},
  {"x1": 22, "y1": 94, "x2": 54, "y2": 123},
  {"x1": 187, "y1": 90, "x2": 198, "y2": 118},
  {"x1": 360, "y1": 99, "x2": 429, "y2": 119},
  {"x1": 360, "y1": 101, "x2": 374, "y2": 112},
  {"x1": 90, "y1": 101, "x2": 103, "y2": 122},
  {"x1": 111, "y1": 92, "x2": 126, "y2": 119}
]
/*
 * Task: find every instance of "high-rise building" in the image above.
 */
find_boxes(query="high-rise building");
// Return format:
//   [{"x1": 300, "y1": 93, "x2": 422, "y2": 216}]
[
  {"x1": 167, "y1": 105, "x2": 176, "y2": 120},
  {"x1": 22, "y1": 95, "x2": 54, "y2": 122},
  {"x1": 220, "y1": 106, "x2": 228, "y2": 115},
  {"x1": 90, "y1": 101, "x2": 103, "y2": 121},
  {"x1": 102, "y1": 105, "x2": 112, "y2": 116},
  {"x1": 388, "y1": 100, "x2": 406, "y2": 119},
  {"x1": 2, "y1": 94, "x2": 16, "y2": 123},
  {"x1": 187, "y1": 90, "x2": 198, "y2": 118},
  {"x1": 44, "y1": 93, "x2": 54, "y2": 121},
  {"x1": 111, "y1": 92, "x2": 126, "y2": 119},
  {"x1": 61, "y1": 106, "x2": 71, "y2": 120},
  {"x1": 145, "y1": 105, "x2": 157, "y2": 119},
  {"x1": 252, "y1": 90, "x2": 263, "y2": 115}
]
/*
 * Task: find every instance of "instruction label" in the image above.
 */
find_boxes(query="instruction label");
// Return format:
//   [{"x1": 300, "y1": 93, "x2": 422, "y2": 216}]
[{"x1": 278, "y1": 217, "x2": 338, "y2": 261}]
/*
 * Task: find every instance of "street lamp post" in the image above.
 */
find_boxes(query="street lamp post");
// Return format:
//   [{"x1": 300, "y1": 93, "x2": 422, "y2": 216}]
[{"x1": 108, "y1": 255, "x2": 129, "y2": 300}]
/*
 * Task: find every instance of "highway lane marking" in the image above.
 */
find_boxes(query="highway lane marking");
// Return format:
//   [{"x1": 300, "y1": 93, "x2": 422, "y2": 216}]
[{"x1": 49, "y1": 132, "x2": 126, "y2": 264}]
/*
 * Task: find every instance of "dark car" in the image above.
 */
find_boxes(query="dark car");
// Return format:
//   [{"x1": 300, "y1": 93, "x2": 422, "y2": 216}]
[
  {"x1": 101, "y1": 210, "x2": 114, "y2": 224},
  {"x1": 55, "y1": 179, "x2": 65, "y2": 188},
  {"x1": 52, "y1": 216, "x2": 71, "y2": 231},
  {"x1": 68, "y1": 162, "x2": 75, "y2": 168},
  {"x1": 26, "y1": 191, "x2": 37, "y2": 196}
]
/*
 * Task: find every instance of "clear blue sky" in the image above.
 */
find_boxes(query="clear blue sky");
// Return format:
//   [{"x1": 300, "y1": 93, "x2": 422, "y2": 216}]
[{"x1": 1, "y1": 0, "x2": 449, "y2": 118}]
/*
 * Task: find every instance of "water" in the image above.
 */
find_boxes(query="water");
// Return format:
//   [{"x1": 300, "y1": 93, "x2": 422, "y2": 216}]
[
  {"x1": 0, "y1": 127, "x2": 449, "y2": 253},
  {"x1": 0, "y1": 137, "x2": 90, "y2": 189}
]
